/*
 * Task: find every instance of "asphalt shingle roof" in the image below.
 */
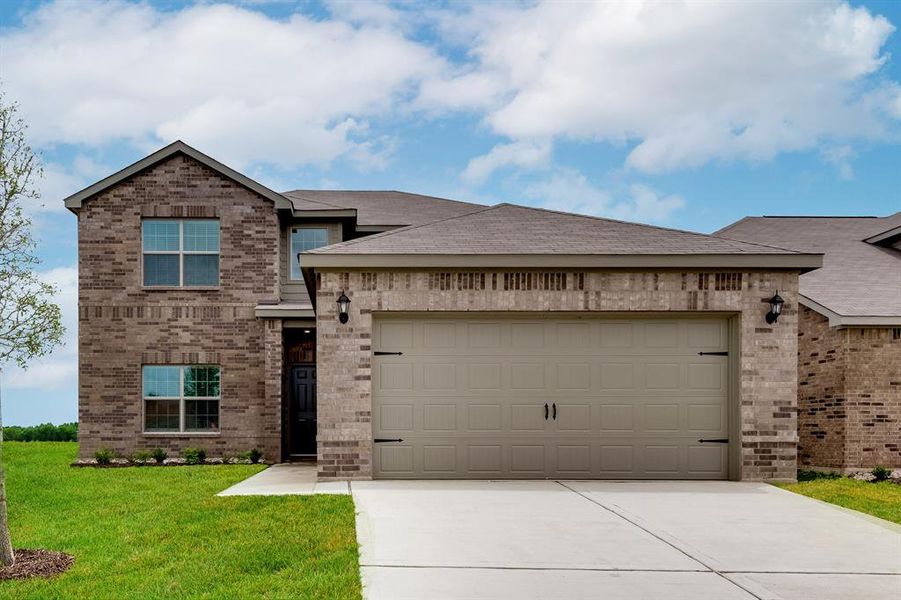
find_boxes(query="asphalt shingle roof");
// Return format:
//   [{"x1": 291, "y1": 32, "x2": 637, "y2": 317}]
[
  {"x1": 282, "y1": 190, "x2": 485, "y2": 227},
  {"x1": 717, "y1": 212, "x2": 901, "y2": 318},
  {"x1": 309, "y1": 203, "x2": 803, "y2": 256}
]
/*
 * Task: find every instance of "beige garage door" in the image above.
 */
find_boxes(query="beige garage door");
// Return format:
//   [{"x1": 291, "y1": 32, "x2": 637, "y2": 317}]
[{"x1": 372, "y1": 316, "x2": 731, "y2": 479}]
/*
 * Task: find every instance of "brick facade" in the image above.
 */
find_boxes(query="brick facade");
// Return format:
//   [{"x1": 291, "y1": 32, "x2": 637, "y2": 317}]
[
  {"x1": 798, "y1": 307, "x2": 901, "y2": 469},
  {"x1": 315, "y1": 269, "x2": 801, "y2": 481},
  {"x1": 77, "y1": 154, "x2": 283, "y2": 460}
]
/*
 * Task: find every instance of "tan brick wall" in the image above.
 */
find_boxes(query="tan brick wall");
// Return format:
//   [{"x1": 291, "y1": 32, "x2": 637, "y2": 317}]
[
  {"x1": 797, "y1": 308, "x2": 901, "y2": 469},
  {"x1": 797, "y1": 307, "x2": 846, "y2": 468},
  {"x1": 844, "y1": 327, "x2": 901, "y2": 467},
  {"x1": 315, "y1": 269, "x2": 800, "y2": 481},
  {"x1": 77, "y1": 154, "x2": 282, "y2": 461}
]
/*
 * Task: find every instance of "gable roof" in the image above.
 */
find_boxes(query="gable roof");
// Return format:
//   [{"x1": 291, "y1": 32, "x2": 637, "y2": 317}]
[
  {"x1": 282, "y1": 190, "x2": 485, "y2": 228},
  {"x1": 64, "y1": 141, "x2": 294, "y2": 212},
  {"x1": 302, "y1": 203, "x2": 822, "y2": 270},
  {"x1": 716, "y1": 212, "x2": 901, "y2": 325}
]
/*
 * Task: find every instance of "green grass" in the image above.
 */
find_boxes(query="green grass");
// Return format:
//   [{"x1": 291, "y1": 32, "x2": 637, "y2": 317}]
[
  {"x1": 775, "y1": 476, "x2": 901, "y2": 525},
  {"x1": 0, "y1": 442, "x2": 361, "y2": 599}
]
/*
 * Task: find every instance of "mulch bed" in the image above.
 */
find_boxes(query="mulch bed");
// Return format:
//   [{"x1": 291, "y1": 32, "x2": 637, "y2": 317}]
[{"x1": 0, "y1": 549, "x2": 74, "y2": 580}]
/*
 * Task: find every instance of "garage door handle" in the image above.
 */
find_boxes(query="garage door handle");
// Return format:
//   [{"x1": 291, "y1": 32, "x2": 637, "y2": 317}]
[
  {"x1": 698, "y1": 438, "x2": 729, "y2": 443},
  {"x1": 374, "y1": 438, "x2": 404, "y2": 443},
  {"x1": 545, "y1": 403, "x2": 549, "y2": 420},
  {"x1": 552, "y1": 403, "x2": 557, "y2": 420}
]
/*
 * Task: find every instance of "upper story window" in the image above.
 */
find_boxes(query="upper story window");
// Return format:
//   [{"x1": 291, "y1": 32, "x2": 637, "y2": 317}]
[
  {"x1": 143, "y1": 219, "x2": 220, "y2": 287},
  {"x1": 143, "y1": 365, "x2": 220, "y2": 433},
  {"x1": 290, "y1": 227, "x2": 328, "y2": 281}
]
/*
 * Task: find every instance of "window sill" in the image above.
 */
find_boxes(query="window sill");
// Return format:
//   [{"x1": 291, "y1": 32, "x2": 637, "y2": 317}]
[
  {"x1": 142, "y1": 432, "x2": 222, "y2": 437},
  {"x1": 141, "y1": 286, "x2": 221, "y2": 291}
]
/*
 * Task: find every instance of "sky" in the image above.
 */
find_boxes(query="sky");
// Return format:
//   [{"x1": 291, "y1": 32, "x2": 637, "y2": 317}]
[{"x1": 1, "y1": 0, "x2": 900, "y2": 425}]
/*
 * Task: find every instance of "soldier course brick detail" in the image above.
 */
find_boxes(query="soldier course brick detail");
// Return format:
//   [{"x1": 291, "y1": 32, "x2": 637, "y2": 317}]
[
  {"x1": 316, "y1": 269, "x2": 801, "y2": 481},
  {"x1": 798, "y1": 307, "x2": 901, "y2": 469},
  {"x1": 76, "y1": 154, "x2": 282, "y2": 460}
]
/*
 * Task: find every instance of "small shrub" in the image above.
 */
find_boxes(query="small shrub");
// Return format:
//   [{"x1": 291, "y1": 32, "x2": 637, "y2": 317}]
[
  {"x1": 150, "y1": 448, "x2": 167, "y2": 464},
  {"x1": 797, "y1": 470, "x2": 840, "y2": 482},
  {"x1": 132, "y1": 450, "x2": 153, "y2": 463},
  {"x1": 94, "y1": 448, "x2": 114, "y2": 465},
  {"x1": 181, "y1": 447, "x2": 206, "y2": 465},
  {"x1": 872, "y1": 466, "x2": 890, "y2": 482},
  {"x1": 249, "y1": 448, "x2": 263, "y2": 464}
]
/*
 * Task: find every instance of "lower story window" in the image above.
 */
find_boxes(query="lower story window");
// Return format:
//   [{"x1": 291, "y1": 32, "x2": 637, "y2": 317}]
[{"x1": 143, "y1": 365, "x2": 220, "y2": 433}]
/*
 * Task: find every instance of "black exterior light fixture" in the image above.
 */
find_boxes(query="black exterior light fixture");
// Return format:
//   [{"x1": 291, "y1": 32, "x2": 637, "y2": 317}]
[
  {"x1": 337, "y1": 292, "x2": 351, "y2": 324},
  {"x1": 765, "y1": 291, "x2": 785, "y2": 324}
]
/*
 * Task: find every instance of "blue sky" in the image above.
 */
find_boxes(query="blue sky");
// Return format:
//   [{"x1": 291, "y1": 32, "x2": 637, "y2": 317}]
[{"x1": 1, "y1": 0, "x2": 900, "y2": 425}]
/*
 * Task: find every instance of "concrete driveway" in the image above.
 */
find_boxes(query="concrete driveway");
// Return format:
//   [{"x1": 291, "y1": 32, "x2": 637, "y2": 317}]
[{"x1": 351, "y1": 480, "x2": 901, "y2": 600}]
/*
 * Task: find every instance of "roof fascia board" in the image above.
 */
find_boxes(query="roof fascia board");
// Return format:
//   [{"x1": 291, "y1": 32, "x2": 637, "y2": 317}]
[
  {"x1": 355, "y1": 225, "x2": 405, "y2": 233},
  {"x1": 863, "y1": 225, "x2": 901, "y2": 246},
  {"x1": 292, "y1": 209, "x2": 357, "y2": 218},
  {"x1": 799, "y1": 295, "x2": 901, "y2": 327},
  {"x1": 301, "y1": 253, "x2": 823, "y2": 271},
  {"x1": 64, "y1": 141, "x2": 294, "y2": 212},
  {"x1": 254, "y1": 305, "x2": 315, "y2": 319}
]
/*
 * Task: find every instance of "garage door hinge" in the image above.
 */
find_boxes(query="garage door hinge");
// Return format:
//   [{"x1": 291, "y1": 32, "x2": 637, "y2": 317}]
[
  {"x1": 374, "y1": 438, "x2": 404, "y2": 443},
  {"x1": 698, "y1": 438, "x2": 729, "y2": 444},
  {"x1": 698, "y1": 351, "x2": 728, "y2": 356},
  {"x1": 374, "y1": 351, "x2": 404, "y2": 356}
]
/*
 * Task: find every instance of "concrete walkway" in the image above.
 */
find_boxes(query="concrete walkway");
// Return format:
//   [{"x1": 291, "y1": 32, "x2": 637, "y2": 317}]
[
  {"x1": 217, "y1": 463, "x2": 349, "y2": 496},
  {"x1": 352, "y1": 480, "x2": 901, "y2": 600}
]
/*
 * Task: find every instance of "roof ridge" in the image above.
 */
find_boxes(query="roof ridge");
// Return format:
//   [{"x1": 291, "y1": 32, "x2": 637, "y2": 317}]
[
  {"x1": 494, "y1": 203, "x2": 803, "y2": 254},
  {"x1": 307, "y1": 203, "x2": 502, "y2": 253}
]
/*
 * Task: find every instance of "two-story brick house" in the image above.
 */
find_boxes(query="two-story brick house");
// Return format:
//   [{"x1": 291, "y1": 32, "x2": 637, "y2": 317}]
[{"x1": 66, "y1": 141, "x2": 823, "y2": 481}]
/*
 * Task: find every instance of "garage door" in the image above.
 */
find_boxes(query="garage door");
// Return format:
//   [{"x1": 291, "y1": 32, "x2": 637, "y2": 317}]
[{"x1": 372, "y1": 316, "x2": 731, "y2": 479}]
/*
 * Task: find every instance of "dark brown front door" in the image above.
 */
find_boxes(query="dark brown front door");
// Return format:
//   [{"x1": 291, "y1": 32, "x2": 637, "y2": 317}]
[{"x1": 289, "y1": 365, "x2": 317, "y2": 456}]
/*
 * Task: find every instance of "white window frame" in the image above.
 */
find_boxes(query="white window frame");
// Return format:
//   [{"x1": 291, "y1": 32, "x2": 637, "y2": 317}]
[
  {"x1": 142, "y1": 219, "x2": 220, "y2": 287},
  {"x1": 142, "y1": 365, "x2": 221, "y2": 435},
  {"x1": 288, "y1": 226, "x2": 329, "y2": 281}
]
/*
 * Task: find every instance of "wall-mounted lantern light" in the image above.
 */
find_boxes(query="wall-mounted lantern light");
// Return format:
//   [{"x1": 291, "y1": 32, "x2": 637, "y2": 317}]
[
  {"x1": 765, "y1": 291, "x2": 784, "y2": 324},
  {"x1": 337, "y1": 292, "x2": 351, "y2": 324}
]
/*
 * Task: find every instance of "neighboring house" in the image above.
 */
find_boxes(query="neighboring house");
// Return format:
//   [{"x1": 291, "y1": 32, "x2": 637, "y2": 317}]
[
  {"x1": 717, "y1": 214, "x2": 901, "y2": 471},
  {"x1": 65, "y1": 141, "x2": 821, "y2": 481}
]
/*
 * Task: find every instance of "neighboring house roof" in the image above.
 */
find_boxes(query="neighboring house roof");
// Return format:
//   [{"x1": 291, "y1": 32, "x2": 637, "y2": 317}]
[
  {"x1": 302, "y1": 203, "x2": 822, "y2": 270},
  {"x1": 282, "y1": 190, "x2": 485, "y2": 228},
  {"x1": 716, "y1": 212, "x2": 901, "y2": 326},
  {"x1": 63, "y1": 140, "x2": 294, "y2": 212}
]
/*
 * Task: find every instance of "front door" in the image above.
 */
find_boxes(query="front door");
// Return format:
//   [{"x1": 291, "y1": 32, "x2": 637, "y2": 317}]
[{"x1": 289, "y1": 364, "x2": 317, "y2": 456}]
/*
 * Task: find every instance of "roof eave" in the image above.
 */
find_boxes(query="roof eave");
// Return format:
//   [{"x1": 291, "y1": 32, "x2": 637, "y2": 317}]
[
  {"x1": 863, "y1": 225, "x2": 901, "y2": 247},
  {"x1": 63, "y1": 140, "x2": 294, "y2": 213},
  {"x1": 799, "y1": 295, "x2": 901, "y2": 327},
  {"x1": 301, "y1": 253, "x2": 823, "y2": 271}
]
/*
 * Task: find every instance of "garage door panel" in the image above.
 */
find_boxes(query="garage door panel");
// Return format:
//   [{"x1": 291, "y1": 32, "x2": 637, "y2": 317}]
[
  {"x1": 556, "y1": 403, "x2": 591, "y2": 431},
  {"x1": 422, "y1": 404, "x2": 457, "y2": 431},
  {"x1": 373, "y1": 316, "x2": 730, "y2": 479},
  {"x1": 510, "y1": 445, "x2": 546, "y2": 473}
]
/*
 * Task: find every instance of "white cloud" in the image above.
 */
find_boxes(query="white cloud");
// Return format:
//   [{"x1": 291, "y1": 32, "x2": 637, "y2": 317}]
[
  {"x1": 4, "y1": 266, "x2": 79, "y2": 392},
  {"x1": 462, "y1": 139, "x2": 551, "y2": 184},
  {"x1": 525, "y1": 169, "x2": 684, "y2": 224},
  {"x1": 426, "y1": 1, "x2": 900, "y2": 175},
  {"x1": 34, "y1": 155, "x2": 111, "y2": 214},
  {"x1": 1, "y1": 1, "x2": 444, "y2": 169},
  {"x1": 821, "y1": 145, "x2": 857, "y2": 180}
]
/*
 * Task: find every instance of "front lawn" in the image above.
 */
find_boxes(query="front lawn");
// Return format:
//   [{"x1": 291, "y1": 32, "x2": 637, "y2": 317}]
[
  {"x1": 0, "y1": 442, "x2": 361, "y2": 599},
  {"x1": 775, "y1": 477, "x2": 901, "y2": 525}
]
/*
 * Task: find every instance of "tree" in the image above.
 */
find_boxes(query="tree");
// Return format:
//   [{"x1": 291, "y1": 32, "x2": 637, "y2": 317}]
[{"x1": 0, "y1": 93, "x2": 65, "y2": 567}]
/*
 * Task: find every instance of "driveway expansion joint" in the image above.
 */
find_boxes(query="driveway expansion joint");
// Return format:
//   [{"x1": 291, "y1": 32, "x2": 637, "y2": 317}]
[{"x1": 555, "y1": 480, "x2": 766, "y2": 600}]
